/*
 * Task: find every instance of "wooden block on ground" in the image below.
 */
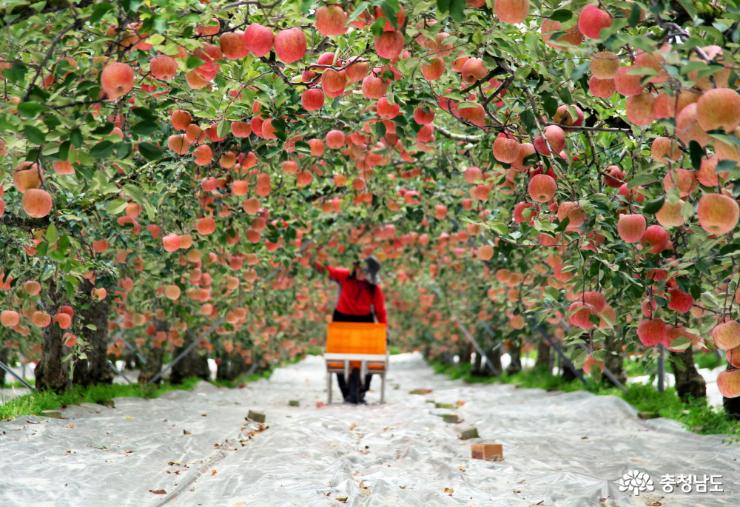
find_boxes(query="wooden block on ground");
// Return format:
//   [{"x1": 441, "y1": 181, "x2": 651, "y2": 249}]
[
  {"x1": 41, "y1": 410, "x2": 64, "y2": 419},
  {"x1": 440, "y1": 413, "x2": 461, "y2": 424},
  {"x1": 459, "y1": 427, "x2": 479, "y2": 440},
  {"x1": 247, "y1": 410, "x2": 266, "y2": 423},
  {"x1": 471, "y1": 443, "x2": 503, "y2": 461},
  {"x1": 409, "y1": 388, "x2": 433, "y2": 395},
  {"x1": 288, "y1": 400, "x2": 300, "y2": 407},
  {"x1": 638, "y1": 411, "x2": 658, "y2": 419},
  {"x1": 435, "y1": 402, "x2": 455, "y2": 409}
]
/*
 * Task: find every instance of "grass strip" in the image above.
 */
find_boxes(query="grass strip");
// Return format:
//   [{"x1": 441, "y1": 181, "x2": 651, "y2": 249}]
[{"x1": 429, "y1": 359, "x2": 739, "y2": 437}]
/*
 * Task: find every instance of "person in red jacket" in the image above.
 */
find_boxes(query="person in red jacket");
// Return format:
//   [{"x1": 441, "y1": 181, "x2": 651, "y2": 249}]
[{"x1": 315, "y1": 255, "x2": 387, "y2": 404}]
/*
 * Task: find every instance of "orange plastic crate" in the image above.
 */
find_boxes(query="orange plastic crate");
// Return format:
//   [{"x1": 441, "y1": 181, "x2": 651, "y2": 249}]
[{"x1": 325, "y1": 322, "x2": 387, "y2": 360}]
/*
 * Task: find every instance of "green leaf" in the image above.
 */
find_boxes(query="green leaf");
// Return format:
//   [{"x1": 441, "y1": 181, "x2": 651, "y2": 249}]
[
  {"x1": 90, "y1": 2, "x2": 113, "y2": 23},
  {"x1": 643, "y1": 196, "x2": 665, "y2": 215},
  {"x1": 23, "y1": 125, "x2": 46, "y2": 144},
  {"x1": 628, "y1": 3, "x2": 641, "y2": 27},
  {"x1": 348, "y1": 2, "x2": 369, "y2": 23},
  {"x1": 556, "y1": 217, "x2": 570, "y2": 232},
  {"x1": 550, "y1": 10, "x2": 572, "y2": 22},
  {"x1": 19, "y1": 101, "x2": 44, "y2": 117},
  {"x1": 520, "y1": 110, "x2": 536, "y2": 132},
  {"x1": 449, "y1": 0, "x2": 465, "y2": 21},
  {"x1": 138, "y1": 142, "x2": 163, "y2": 161},
  {"x1": 132, "y1": 121, "x2": 157, "y2": 136},
  {"x1": 70, "y1": 128, "x2": 83, "y2": 147},
  {"x1": 147, "y1": 34, "x2": 165, "y2": 46},
  {"x1": 131, "y1": 107, "x2": 156, "y2": 121},
  {"x1": 57, "y1": 141, "x2": 70, "y2": 161},
  {"x1": 105, "y1": 199, "x2": 128, "y2": 214},
  {"x1": 710, "y1": 133, "x2": 740, "y2": 147},
  {"x1": 374, "y1": 122, "x2": 387, "y2": 138},
  {"x1": 689, "y1": 141, "x2": 704, "y2": 170},
  {"x1": 381, "y1": 0, "x2": 399, "y2": 28},
  {"x1": 91, "y1": 140, "x2": 114, "y2": 158},
  {"x1": 542, "y1": 93, "x2": 558, "y2": 117},
  {"x1": 45, "y1": 223, "x2": 58, "y2": 244},
  {"x1": 6, "y1": 63, "x2": 27, "y2": 83},
  {"x1": 676, "y1": 0, "x2": 697, "y2": 19},
  {"x1": 185, "y1": 55, "x2": 203, "y2": 70}
]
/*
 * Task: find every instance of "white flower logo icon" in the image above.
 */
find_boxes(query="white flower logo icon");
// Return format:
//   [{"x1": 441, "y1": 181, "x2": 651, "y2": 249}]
[{"x1": 618, "y1": 469, "x2": 655, "y2": 496}]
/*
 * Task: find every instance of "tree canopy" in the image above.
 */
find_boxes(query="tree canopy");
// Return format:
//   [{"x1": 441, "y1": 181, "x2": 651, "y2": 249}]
[{"x1": 0, "y1": 0, "x2": 738, "y2": 396}]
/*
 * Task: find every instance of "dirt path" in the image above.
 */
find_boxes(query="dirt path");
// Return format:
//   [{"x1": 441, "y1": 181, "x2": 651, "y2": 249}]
[{"x1": 0, "y1": 353, "x2": 737, "y2": 506}]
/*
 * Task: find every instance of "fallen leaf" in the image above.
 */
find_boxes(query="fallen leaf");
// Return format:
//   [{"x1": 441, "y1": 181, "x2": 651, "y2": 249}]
[
  {"x1": 443, "y1": 487, "x2": 454, "y2": 496},
  {"x1": 149, "y1": 489, "x2": 166, "y2": 495}
]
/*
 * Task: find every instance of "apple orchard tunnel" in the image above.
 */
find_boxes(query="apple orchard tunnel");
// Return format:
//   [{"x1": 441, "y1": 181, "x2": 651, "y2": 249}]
[{"x1": 0, "y1": 1, "x2": 739, "y2": 505}]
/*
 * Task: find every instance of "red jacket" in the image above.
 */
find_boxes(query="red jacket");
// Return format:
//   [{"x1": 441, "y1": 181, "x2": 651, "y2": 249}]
[{"x1": 316, "y1": 263, "x2": 387, "y2": 324}]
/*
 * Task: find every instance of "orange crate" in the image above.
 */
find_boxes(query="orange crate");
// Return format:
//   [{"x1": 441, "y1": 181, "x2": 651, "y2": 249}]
[{"x1": 325, "y1": 322, "x2": 387, "y2": 355}]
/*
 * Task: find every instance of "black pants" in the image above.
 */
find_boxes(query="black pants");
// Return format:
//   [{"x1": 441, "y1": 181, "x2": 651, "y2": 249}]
[{"x1": 332, "y1": 310, "x2": 374, "y2": 403}]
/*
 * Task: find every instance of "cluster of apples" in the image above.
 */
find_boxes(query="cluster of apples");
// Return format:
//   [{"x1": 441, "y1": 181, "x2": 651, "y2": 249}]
[
  {"x1": 0, "y1": 277, "x2": 79, "y2": 347},
  {"x1": 6, "y1": 162, "x2": 53, "y2": 219}
]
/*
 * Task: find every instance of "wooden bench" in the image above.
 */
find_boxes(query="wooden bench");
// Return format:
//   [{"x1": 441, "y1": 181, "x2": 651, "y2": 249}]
[{"x1": 325, "y1": 322, "x2": 388, "y2": 404}]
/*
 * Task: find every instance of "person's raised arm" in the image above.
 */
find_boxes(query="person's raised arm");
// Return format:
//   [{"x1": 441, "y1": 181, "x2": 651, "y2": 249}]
[
  {"x1": 313, "y1": 258, "x2": 350, "y2": 282},
  {"x1": 374, "y1": 285, "x2": 387, "y2": 324}
]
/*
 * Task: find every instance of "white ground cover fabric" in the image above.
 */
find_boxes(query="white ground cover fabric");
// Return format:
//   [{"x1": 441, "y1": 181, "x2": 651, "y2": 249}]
[{"x1": 0, "y1": 353, "x2": 737, "y2": 506}]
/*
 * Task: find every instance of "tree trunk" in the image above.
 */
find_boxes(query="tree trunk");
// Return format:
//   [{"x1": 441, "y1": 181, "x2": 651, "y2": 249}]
[
  {"x1": 458, "y1": 342, "x2": 472, "y2": 366},
  {"x1": 72, "y1": 281, "x2": 113, "y2": 386},
  {"x1": 170, "y1": 333, "x2": 210, "y2": 384},
  {"x1": 534, "y1": 340, "x2": 550, "y2": 371},
  {"x1": 0, "y1": 346, "x2": 7, "y2": 386},
  {"x1": 441, "y1": 350, "x2": 454, "y2": 365},
  {"x1": 506, "y1": 342, "x2": 522, "y2": 375},
  {"x1": 472, "y1": 347, "x2": 482, "y2": 374},
  {"x1": 561, "y1": 366, "x2": 576, "y2": 381},
  {"x1": 137, "y1": 344, "x2": 165, "y2": 384},
  {"x1": 35, "y1": 315, "x2": 68, "y2": 392},
  {"x1": 34, "y1": 282, "x2": 68, "y2": 392},
  {"x1": 216, "y1": 351, "x2": 248, "y2": 381},
  {"x1": 138, "y1": 319, "x2": 166, "y2": 384},
  {"x1": 604, "y1": 331, "x2": 627, "y2": 386},
  {"x1": 669, "y1": 347, "x2": 706, "y2": 402},
  {"x1": 723, "y1": 369, "x2": 740, "y2": 419},
  {"x1": 488, "y1": 346, "x2": 502, "y2": 375}
]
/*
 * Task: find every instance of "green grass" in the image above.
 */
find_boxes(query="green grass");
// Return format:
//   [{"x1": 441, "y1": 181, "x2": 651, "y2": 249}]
[
  {"x1": 1, "y1": 379, "x2": 35, "y2": 389},
  {"x1": 308, "y1": 344, "x2": 404, "y2": 355},
  {"x1": 210, "y1": 368, "x2": 274, "y2": 388},
  {"x1": 623, "y1": 357, "x2": 650, "y2": 377},
  {"x1": 694, "y1": 351, "x2": 724, "y2": 370},
  {"x1": 1, "y1": 351, "x2": 313, "y2": 419},
  {"x1": 0, "y1": 377, "x2": 201, "y2": 421},
  {"x1": 307, "y1": 345, "x2": 324, "y2": 356},
  {"x1": 430, "y1": 359, "x2": 740, "y2": 436},
  {"x1": 622, "y1": 351, "x2": 724, "y2": 379}
]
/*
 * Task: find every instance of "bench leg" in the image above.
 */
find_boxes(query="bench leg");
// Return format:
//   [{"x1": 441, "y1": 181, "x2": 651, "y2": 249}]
[
  {"x1": 380, "y1": 372, "x2": 386, "y2": 404},
  {"x1": 327, "y1": 371, "x2": 332, "y2": 404}
]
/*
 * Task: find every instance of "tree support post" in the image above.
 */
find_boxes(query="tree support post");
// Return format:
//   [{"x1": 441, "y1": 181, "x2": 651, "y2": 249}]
[
  {"x1": 0, "y1": 360, "x2": 35, "y2": 390},
  {"x1": 149, "y1": 339, "x2": 200, "y2": 384},
  {"x1": 453, "y1": 317, "x2": 500, "y2": 375},
  {"x1": 533, "y1": 325, "x2": 588, "y2": 386}
]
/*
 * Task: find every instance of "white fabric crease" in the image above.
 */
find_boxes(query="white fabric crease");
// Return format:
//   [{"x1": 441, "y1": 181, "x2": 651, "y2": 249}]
[{"x1": 0, "y1": 352, "x2": 737, "y2": 506}]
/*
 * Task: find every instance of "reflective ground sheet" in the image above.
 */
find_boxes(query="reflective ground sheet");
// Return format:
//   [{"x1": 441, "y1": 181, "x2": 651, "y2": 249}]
[{"x1": 0, "y1": 353, "x2": 737, "y2": 506}]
